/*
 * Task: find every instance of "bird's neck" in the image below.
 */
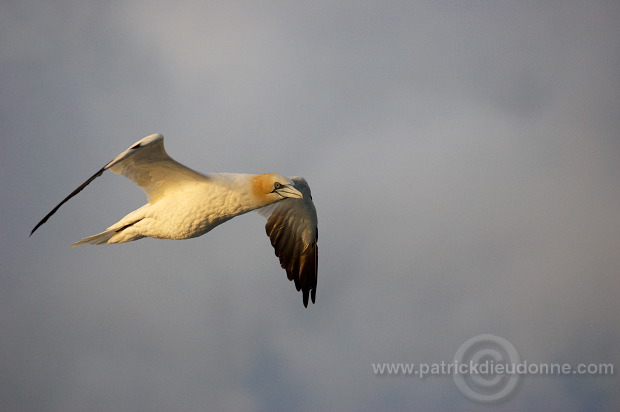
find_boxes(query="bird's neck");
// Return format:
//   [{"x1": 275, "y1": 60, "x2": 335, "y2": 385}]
[{"x1": 211, "y1": 173, "x2": 272, "y2": 212}]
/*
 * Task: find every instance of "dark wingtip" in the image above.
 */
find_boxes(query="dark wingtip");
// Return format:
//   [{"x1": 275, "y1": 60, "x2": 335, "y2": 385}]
[
  {"x1": 29, "y1": 165, "x2": 107, "y2": 239},
  {"x1": 302, "y1": 286, "x2": 317, "y2": 308},
  {"x1": 30, "y1": 217, "x2": 48, "y2": 237}
]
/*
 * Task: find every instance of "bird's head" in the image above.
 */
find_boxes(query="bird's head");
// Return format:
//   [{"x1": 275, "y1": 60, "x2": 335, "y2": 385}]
[{"x1": 252, "y1": 173, "x2": 303, "y2": 204}]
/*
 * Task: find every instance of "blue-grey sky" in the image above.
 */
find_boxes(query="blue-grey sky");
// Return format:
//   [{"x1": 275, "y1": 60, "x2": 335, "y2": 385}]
[{"x1": 2, "y1": 1, "x2": 619, "y2": 411}]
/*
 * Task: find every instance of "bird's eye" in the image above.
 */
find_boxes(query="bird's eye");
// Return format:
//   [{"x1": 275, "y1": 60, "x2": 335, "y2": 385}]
[{"x1": 273, "y1": 182, "x2": 283, "y2": 190}]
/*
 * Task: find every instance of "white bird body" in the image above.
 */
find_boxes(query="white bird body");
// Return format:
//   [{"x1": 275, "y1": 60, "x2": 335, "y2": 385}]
[
  {"x1": 31, "y1": 134, "x2": 318, "y2": 306},
  {"x1": 76, "y1": 173, "x2": 275, "y2": 244}
]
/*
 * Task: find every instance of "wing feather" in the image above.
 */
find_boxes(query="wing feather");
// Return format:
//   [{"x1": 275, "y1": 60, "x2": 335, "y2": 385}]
[
  {"x1": 30, "y1": 133, "x2": 204, "y2": 236},
  {"x1": 30, "y1": 166, "x2": 106, "y2": 236},
  {"x1": 106, "y1": 133, "x2": 207, "y2": 202},
  {"x1": 258, "y1": 177, "x2": 318, "y2": 307}
]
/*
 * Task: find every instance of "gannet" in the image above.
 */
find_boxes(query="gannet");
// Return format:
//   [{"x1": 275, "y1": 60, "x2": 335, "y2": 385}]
[{"x1": 31, "y1": 133, "x2": 318, "y2": 307}]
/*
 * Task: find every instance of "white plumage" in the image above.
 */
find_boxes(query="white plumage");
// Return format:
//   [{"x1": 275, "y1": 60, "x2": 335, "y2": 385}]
[{"x1": 31, "y1": 134, "x2": 318, "y2": 307}]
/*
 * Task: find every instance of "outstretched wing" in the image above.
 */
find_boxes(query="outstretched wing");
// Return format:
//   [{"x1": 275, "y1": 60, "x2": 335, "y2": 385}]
[
  {"x1": 30, "y1": 133, "x2": 205, "y2": 236},
  {"x1": 106, "y1": 133, "x2": 206, "y2": 202},
  {"x1": 257, "y1": 177, "x2": 318, "y2": 307}
]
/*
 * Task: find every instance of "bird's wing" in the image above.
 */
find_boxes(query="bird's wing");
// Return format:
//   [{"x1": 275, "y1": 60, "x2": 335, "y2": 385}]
[
  {"x1": 30, "y1": 133, "x2": 205, "y2": 236},
  {"x1": 105, "y1": 133, "x2": 206, "y2": 202},
  {"x1": 257, "y1": 177, "x2": 318, "y2": 307}
]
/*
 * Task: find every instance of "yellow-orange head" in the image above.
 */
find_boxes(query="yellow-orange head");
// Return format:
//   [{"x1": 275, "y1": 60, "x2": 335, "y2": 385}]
[{"x1": 251, "y1": 173, "x2": 303, "y2": 205}]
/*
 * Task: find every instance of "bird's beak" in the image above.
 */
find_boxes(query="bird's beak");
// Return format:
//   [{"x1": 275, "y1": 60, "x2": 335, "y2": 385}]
[{"x1": 276, "y1": 185, "x2": 303, "y2": 199}]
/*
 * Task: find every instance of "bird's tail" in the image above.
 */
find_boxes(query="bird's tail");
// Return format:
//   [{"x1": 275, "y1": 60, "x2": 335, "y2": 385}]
[
  {"x1": 72, "y1": 229, "x2": 119, "y2": 246},
  {"x1": 71, "y1": 218, "x2": 145, "y2": 246}
]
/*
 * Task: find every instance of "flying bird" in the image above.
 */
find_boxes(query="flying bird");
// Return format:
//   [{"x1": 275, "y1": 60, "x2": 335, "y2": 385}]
[{"x1": 31, "y1": 133, "x2": 318, "y2": 307}]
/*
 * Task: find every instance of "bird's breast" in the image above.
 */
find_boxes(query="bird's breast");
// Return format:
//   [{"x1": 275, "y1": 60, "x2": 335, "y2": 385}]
[{"x1": 143, "y1": 182, "x2": 255, "y2": 239}]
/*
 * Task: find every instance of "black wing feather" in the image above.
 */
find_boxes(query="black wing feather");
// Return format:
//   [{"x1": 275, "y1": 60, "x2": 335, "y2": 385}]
[
  {"x1": 30, "y1": 165, "x2": 107, "y2": 236},
  {"x1": 262, "y1": 177, "x2": 318, "y2": 307}
]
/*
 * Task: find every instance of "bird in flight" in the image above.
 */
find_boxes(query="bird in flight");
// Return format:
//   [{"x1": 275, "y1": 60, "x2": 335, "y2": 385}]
[{"x1": 31, "y1": 133, "x2": 318, "y2": 307}]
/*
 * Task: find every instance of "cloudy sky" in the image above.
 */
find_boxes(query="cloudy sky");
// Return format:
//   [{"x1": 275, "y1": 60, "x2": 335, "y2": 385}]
[{"x1": 2, "y1": 1, "x2": 619, "y2": 411}]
